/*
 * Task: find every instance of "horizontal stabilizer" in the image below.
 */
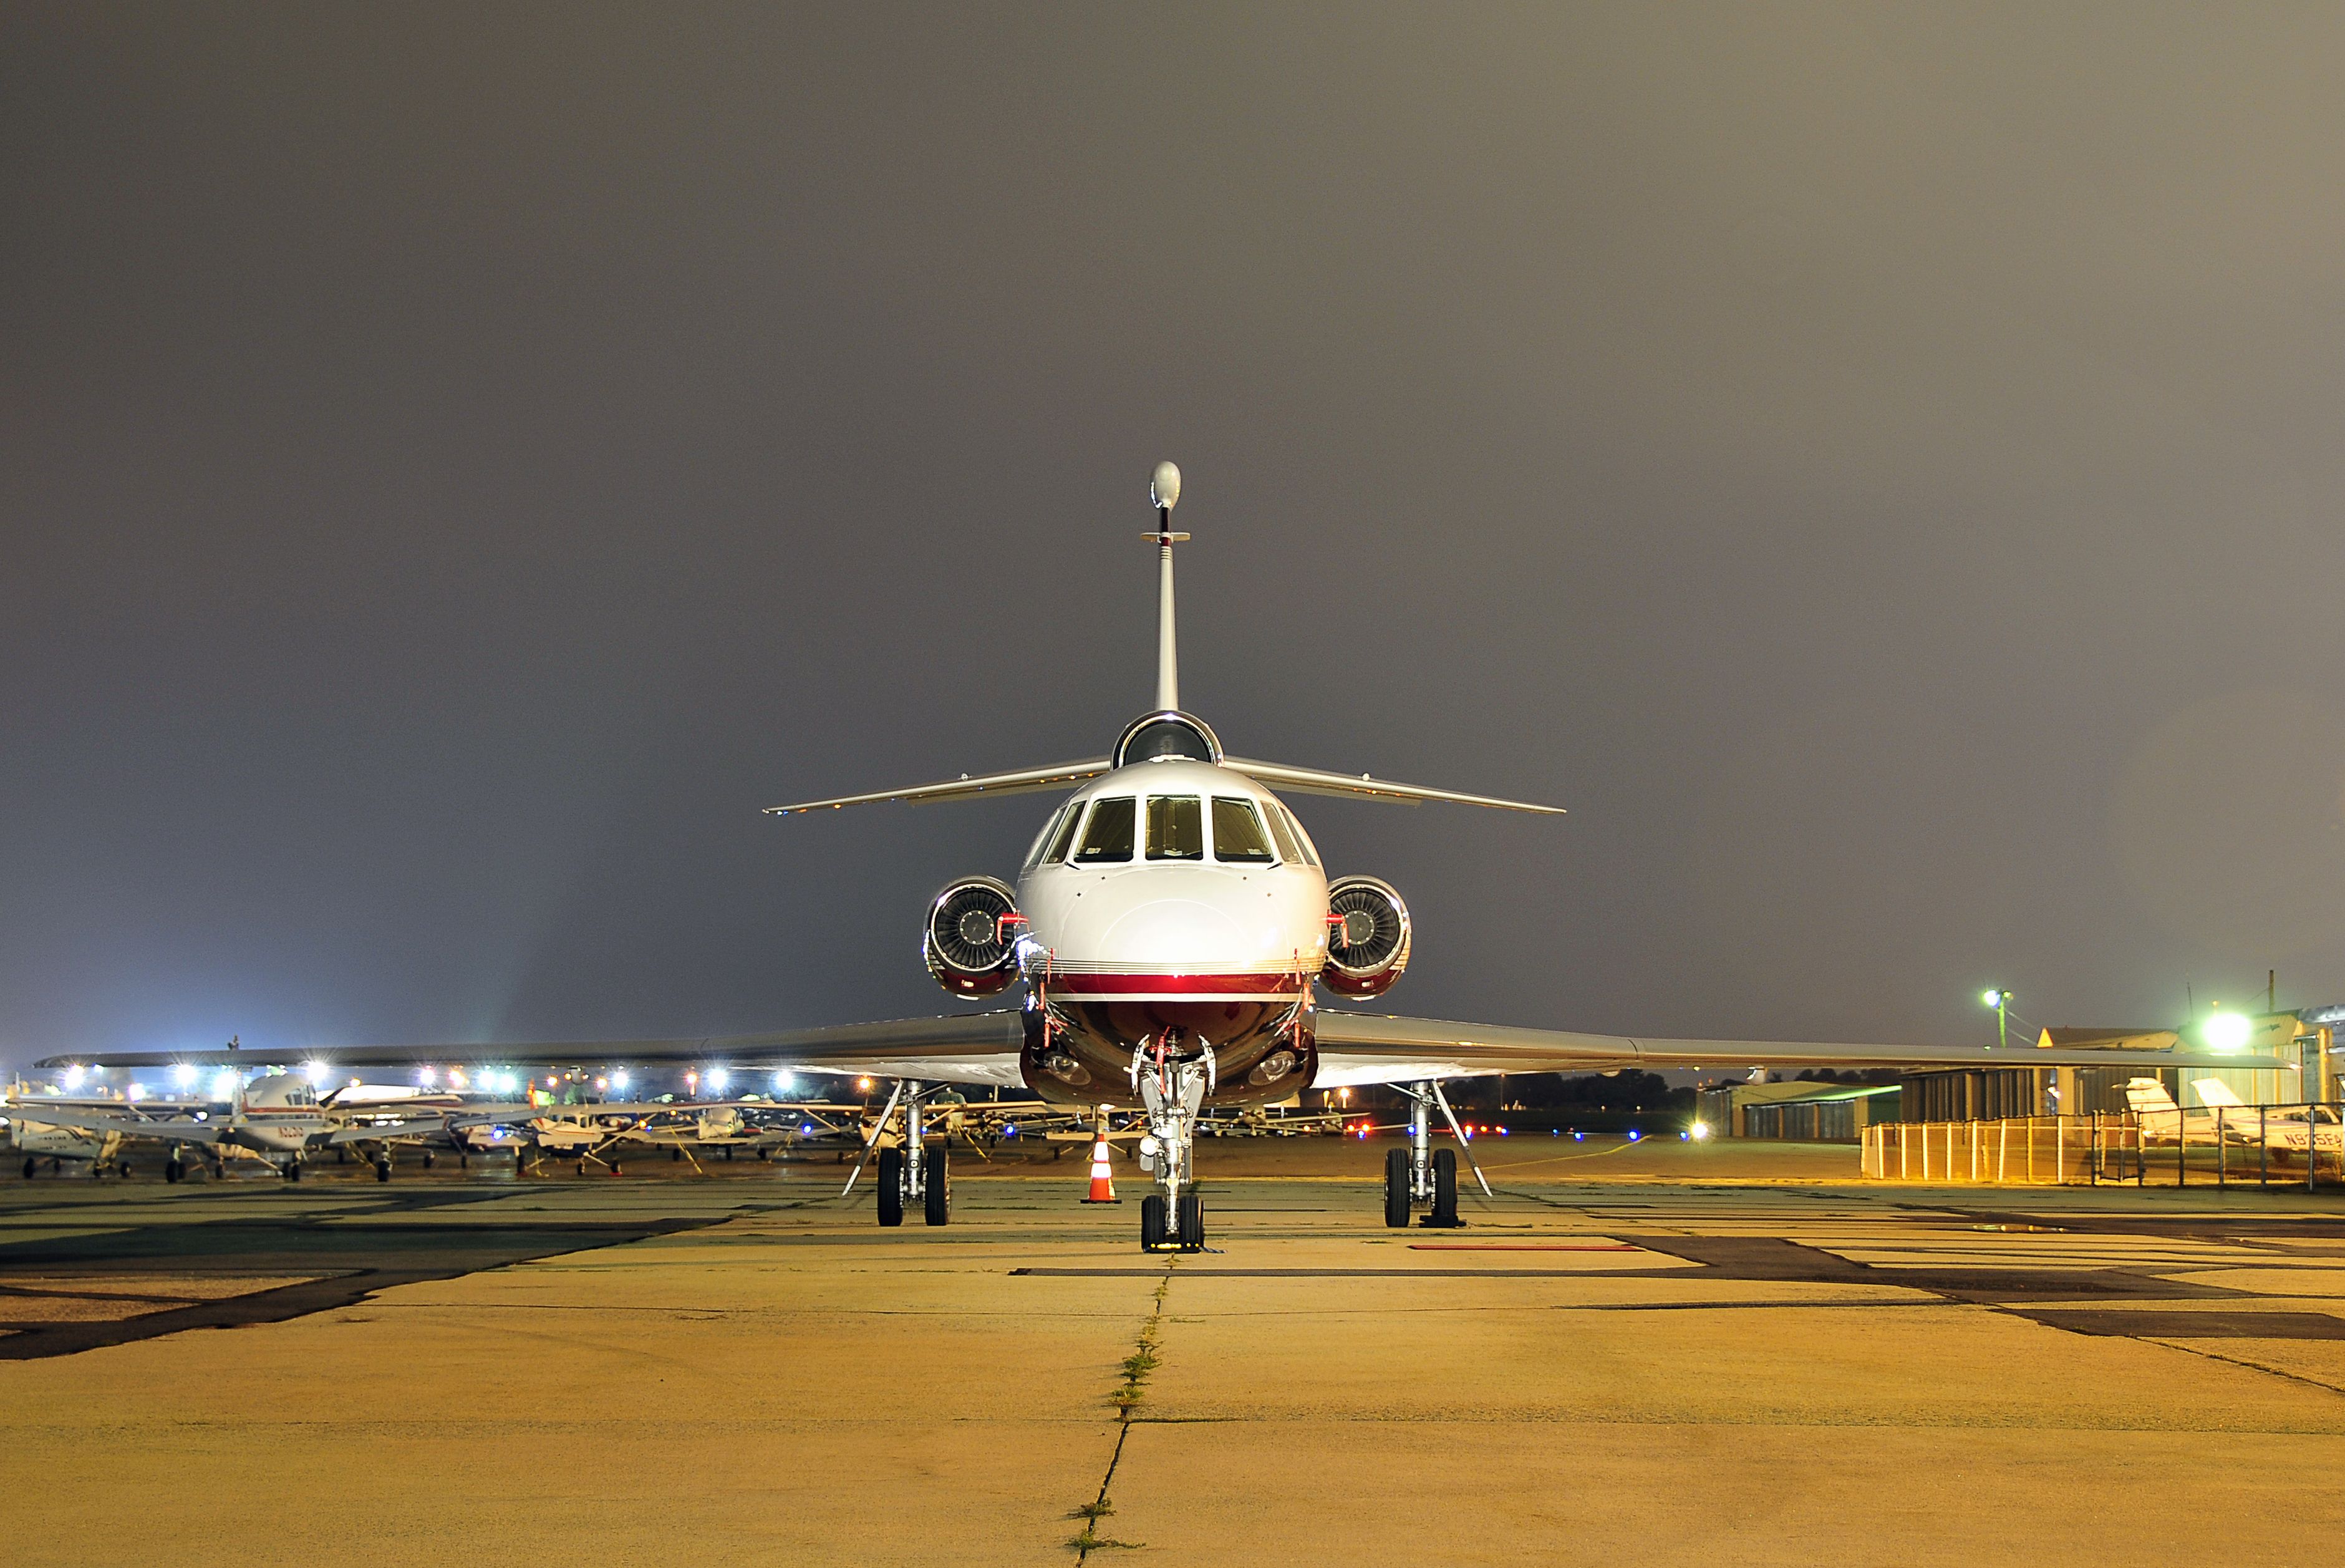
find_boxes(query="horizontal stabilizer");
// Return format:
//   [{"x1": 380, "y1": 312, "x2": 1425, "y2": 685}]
[{"x1": 1221, "y1": 758, "x2": 1564, "y2": 814}]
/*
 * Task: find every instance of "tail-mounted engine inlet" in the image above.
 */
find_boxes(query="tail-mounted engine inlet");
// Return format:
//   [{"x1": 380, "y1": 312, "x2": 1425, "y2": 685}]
[
  {"x1": 1322, "y1": 875, "x2": 1412, "y2": 997},
  {"x1": 923, "y1": 876, "x2": 1023, "y2": 996}
]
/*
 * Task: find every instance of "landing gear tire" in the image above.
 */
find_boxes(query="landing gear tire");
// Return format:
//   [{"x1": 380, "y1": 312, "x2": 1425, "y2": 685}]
[
  {"x1": 670, "y1": 1146, "x2": 682, "y2": 1163},
  {"x1": 165, "y1": 1158, "x2": 184, "y2": 1184},
  {"x1": 1427, "y1": 1146, "x2": 1461, "y2": 1228},
  {"x1": 374, "y1": 1157, "x2": 392, "y2": 1184},
  {"x1": 922, "y1": 1145, "x2": 949, "y2": 1227},
  {"x1": 1140, "y1": 1193, "x2": 1169, "y2": 1252},
  {"x1": 609, "y1": 1161, "x2": 623, "y2": 1176},
  {"x1": 877, "y1": 1146, "x2": 905, "y2": 1227},
  {"x1": 1177, "y1": 1191, "x2": 1204, "y2": 1251},
  {"x1": 1384, "y1": 1146, "x2": 1411, "y2": 1228},
  {"x1": 285, "y1": 1160, "x2": 301, "y2": 1183},
  {"x1": 21, "y1": 1158, "x2": 34, "y2": 1180},
  {"x1": 422, "y1": 1149, "x2": 434, "y2": 1169}
]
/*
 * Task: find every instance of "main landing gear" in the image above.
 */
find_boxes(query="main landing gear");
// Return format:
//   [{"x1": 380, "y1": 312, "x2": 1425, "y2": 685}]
[
  {"x1": 869, "y1": 1081, "x2": 951, "y2": 1228},
  {"x1": 1383, "y1": 1081, "x2": 1479, "y2": 1229},
  {"x1": 1133, "y1": 1037, "x2": 1211, "y2": 1253}
]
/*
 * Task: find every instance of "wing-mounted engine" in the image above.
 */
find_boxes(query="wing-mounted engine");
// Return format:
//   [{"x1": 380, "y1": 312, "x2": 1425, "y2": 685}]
[
  {"x1": 923, "y1": 877, "x2": 1023, "y2": 997},
  {"x1": 1322, "y1": 875, "x2": 1412, "y2": 997}
]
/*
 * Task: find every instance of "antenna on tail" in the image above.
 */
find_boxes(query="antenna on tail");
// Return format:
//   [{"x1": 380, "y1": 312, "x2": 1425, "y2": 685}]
[{"x1": 1146, "y1": 460, "x2": 1187, "y2": 711}]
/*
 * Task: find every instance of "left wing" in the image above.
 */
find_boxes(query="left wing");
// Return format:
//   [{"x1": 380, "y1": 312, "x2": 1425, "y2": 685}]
[
  {"x1": 1311, "y1": 1012, "x2": 2283, "y2": 1088},
  {"x1": 3, "y1": 1105, "x2": 228, "y2": 1144},
  {"x1": 36, "y1": 1012, "x2": 1032, "y2": 1090}
]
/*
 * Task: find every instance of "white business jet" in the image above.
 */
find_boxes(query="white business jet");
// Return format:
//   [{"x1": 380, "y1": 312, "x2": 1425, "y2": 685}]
[{"x1": 39, "y1": 463, "x2": 2270, "y2": 1248}]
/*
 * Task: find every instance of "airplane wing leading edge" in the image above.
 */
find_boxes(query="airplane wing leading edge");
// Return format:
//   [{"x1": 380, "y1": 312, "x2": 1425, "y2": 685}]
[{"x1": 1308, "y1": 1011, "x2": 2286, "y2": 1088}]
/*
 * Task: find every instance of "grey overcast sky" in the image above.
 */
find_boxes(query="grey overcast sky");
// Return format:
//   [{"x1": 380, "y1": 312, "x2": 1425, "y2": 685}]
[{"x1": 6, "y1": 4, "x2": 2345, "y2": 1067}]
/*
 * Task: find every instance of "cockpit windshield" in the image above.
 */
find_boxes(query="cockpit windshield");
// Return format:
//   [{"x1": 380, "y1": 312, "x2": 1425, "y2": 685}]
[
  {"x1": 1146, "y1": 796, "x2": 1204, "y2": 860},
  {"x1": 1023, "y1": 802, "x2": 1073, "y2": 871},
  {"x1": 1073, "y1": 798, "x2": 1135, "y2": 863},
  {"x1": 1212, "y1": 798, "x2": 1275, "y2": 863},
  {"x1": 1276, "y1": 803, "x2": 1320, "y2": 866},
  {"x1": 1043, "y1": 801, "x2": 1084, "y2": 864},
  {"x1": 1259, "y1": 801, "x2": 1301, "y2": 863}
]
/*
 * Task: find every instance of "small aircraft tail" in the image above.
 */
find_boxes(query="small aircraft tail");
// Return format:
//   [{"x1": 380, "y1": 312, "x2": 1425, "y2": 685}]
[
  {"x1": 2123, "y1": 1078, "x2": 2180, "y2": 1116},
  {"x1": 2191, "y1": 1078, "x2": 2248, "y2": 1111}
]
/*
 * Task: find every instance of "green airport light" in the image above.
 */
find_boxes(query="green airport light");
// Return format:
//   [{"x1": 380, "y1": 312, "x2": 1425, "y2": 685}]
[{"x1": 1981, "y1": 987, "x2": 2011, "y2": 1049}]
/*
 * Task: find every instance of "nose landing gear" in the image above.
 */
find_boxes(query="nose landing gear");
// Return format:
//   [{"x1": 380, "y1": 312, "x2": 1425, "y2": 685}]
[{"x1": 1134, "y1": 1040, "x2": 1211, "y2": 1253}]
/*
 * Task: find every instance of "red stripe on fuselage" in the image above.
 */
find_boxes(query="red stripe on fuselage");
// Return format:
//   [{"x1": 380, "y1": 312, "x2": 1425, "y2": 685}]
[{"x1": 1047, "y1": 972, "x2": 1307, "y2": 997}]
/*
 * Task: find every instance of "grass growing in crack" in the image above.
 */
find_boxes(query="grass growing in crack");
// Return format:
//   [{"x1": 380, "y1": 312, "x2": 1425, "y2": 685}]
[{"x1": 1069, "y1": 1267, "x2": 1176, "y2": 1556}]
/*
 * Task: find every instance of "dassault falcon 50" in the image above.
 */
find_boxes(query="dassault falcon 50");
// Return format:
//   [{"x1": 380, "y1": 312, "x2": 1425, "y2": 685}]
[{"x1": 41, "y1": 462, "x2": 2269, "y2": 1249}]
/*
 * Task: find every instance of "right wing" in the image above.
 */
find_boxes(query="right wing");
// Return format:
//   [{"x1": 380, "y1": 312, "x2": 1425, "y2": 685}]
[
  {"x1": 1311, "y1": 1012, "x2": 2283, "y2": 1087},
  {"x1": 1221, "y1": 758, "x2": 1564, "y2": 814},
  {"x1": 38, "y1": 1012, "x2": 1032, "y2": 1090}
]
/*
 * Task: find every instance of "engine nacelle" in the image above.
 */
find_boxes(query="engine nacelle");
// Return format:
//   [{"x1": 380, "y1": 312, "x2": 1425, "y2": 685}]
[
  {"x1": 923, "y1": 876, "x2": 1022, "y2": 997},
  {"x1": 1322, "y1": 875, "x2": 1411, "y2": 997}
]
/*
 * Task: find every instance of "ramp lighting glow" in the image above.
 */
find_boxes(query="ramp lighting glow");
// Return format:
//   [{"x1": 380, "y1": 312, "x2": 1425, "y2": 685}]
[
  {"x1": 210, "y1": 1072, "x2": 238, "y2": 1101},
  {"x1": 302, "y1": 1060, "x2": 328, "y2": 1086},
  {"x1": 2205, "y1": 1011, "x2": 2253, "y2": 1052},
  {"x1": 1627, "y1": 1128, "x2": 1642, "y2": 1141},
  {"x1": 772, "y1": 1070, "x2": 793, "y2": 1093},
  {"x1": 1690, "y1": 1121, "x2": 1711, "y2": 1140},
  {"x1": 418, "y1": 1067, "x2": 437, "y2": 1086},
  {"x1": 173, "y1": 1063, "x2": 196, "y2": 1089},
  {"x1": 611, "y1": 1070, "x2": 631, "y2": 1090},
  {"x1": 127, "y1": 1083, "x2": 146, "y2": 1102},
  {"x1": 1981, "y1": 989, "x2": 2005, "y2": 1008},
  {"x1": 61, "y1": 1066, "x2": 84, "y2": 1091},
  {"x1": 707, "y1": 1068, "x2": 732, "y2": 1093}
]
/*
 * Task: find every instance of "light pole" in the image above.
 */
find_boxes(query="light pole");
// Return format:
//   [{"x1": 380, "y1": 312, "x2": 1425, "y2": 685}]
[{"x1": 1981, "y1": 989, "x2": 2012, "y2": 1050}]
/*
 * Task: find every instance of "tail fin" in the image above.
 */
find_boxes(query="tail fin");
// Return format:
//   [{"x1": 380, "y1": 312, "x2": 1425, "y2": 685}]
[
  {"x1": 2192, "y1": 1077, "x2": 2248, "y2": 1110},
  {"x1": 2123, "y1": 1077, "x2": 2179, "y2": 1115}
]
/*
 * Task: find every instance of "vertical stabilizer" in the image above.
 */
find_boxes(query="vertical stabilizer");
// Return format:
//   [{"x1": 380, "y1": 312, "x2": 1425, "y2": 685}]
[{"x1": 1148, "y1": 461, "x2": 1187, "y2": 712}]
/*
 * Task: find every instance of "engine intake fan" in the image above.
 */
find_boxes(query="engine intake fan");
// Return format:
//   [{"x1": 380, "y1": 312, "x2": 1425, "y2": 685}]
[
  {"x1": 1322, "y1": 875, "x2": 1411, "y2": 997},
  {"x1": 923, "y1": 876, "x2": 1022, "y2": 996}
]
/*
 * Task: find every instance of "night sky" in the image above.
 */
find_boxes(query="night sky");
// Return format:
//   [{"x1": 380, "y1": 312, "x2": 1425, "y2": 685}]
[{"x1": 8, "y1": 6, "x2": 2345, "y2": 1070}]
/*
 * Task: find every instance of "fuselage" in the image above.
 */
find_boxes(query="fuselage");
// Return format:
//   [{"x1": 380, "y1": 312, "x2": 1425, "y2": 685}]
[{"x1": 1010, "y1": 755, "x2": 1331, "y2": 1108}]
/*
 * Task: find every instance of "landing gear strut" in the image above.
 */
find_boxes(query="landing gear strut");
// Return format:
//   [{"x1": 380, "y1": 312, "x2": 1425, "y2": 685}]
[
  {"x1": 1133, "y1": 1037, "x2": 1211, "y2": 1253},
  {"x1": 1384, "y1": 1082, "x2": 1480, "y2": 1228},
  {"x1": 866, "y1": 1081, "x2": 951, "y2": 1228}
]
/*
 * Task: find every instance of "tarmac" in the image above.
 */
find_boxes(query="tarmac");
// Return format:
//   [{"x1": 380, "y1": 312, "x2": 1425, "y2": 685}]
[{"x1": 6, "y1": 1135, "x2": 2345, "y2": 1564}]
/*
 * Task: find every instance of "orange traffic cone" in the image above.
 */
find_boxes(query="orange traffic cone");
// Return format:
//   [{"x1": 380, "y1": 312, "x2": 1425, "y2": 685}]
[{"x1": 1081, "y1": 1137, "x2": 1119, "y2": 1203}]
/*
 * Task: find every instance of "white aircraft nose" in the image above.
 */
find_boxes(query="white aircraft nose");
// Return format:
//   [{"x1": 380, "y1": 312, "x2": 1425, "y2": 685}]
[{"x1": 1100, "y1": 898, "x2": 1242, "y2": 961}]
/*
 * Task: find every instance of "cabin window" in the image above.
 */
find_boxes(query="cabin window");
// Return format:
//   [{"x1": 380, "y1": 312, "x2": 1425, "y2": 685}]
[
  {"x1": 1073, "y1": 797, "x2": 1135, "y2": 863},
  {"x1": 1260, "y1": 800, "x2": 1302, "y2": 863},
  {"x1": 1212, "y1": 798, "x2": 1276, "y2": 863},
  {"x1": 1146, "y1": 795, "x2": 1205, "y2": 860}
]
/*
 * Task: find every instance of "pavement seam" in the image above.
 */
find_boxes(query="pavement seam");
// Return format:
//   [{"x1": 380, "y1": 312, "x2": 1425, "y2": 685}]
[{"x1": 1070, "y1": 1261, "x2": 1171, "y2": 1559}]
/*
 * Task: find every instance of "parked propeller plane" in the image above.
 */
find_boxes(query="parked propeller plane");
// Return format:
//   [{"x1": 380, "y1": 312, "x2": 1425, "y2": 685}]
[{"x1": 39, "y1": 463, "x2": 2276, "y2": 1247}]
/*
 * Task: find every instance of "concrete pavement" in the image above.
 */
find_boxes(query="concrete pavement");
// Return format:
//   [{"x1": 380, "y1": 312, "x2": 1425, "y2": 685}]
[{"x1": 4, "y1": 1141, "x2": 2344, "y2": 1563}]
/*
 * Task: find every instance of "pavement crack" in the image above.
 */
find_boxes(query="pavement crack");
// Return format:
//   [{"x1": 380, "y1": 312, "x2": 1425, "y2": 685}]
[{"x1": 1069, "y1": 1260, "x2": 1172, "y2": 1558}]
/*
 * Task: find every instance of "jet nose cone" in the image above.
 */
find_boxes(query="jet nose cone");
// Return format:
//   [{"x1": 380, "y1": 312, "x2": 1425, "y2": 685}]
[{"x1": 1101, "y1": 898, "x2": 1239, "y2": 960}]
